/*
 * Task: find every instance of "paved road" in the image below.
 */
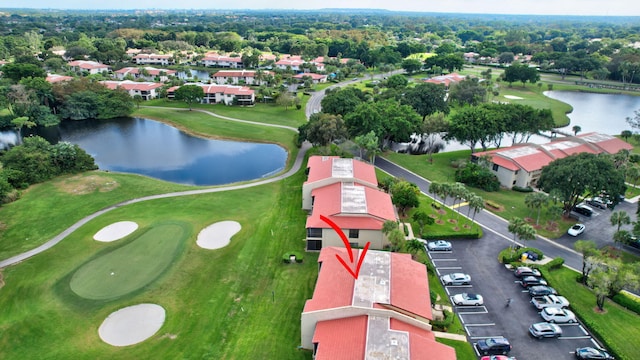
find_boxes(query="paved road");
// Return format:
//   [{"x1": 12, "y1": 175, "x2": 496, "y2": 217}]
[{"x1": 374, "y1": 156, "x2": 590, "y2": 271}]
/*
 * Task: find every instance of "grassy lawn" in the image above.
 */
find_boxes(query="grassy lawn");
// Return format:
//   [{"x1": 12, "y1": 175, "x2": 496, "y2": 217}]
[
  {"x1": 437, "y1": 338, "x2": 476, "y2": 360},
  {"x1": 0, "y1": 167, "x2": 317, "y2": 359},
  {"x1": 382, "y1": 151, "x2": 574, "y2": 238},
  {"x1": 543, "y1": 266, "x2": 640, "y2": 360}
]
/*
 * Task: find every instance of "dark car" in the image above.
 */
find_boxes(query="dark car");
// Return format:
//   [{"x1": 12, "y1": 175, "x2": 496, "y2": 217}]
[
  {"x1": 528, "y1": 285, "x2": 558, "y2": 297},
  {"x1": 514, "y1": 266, "x2": 541, "y2": 278},
  {"x1": 573, "y1": 204, "x2": 593, "y2": 217},
  {"x1": 520, "y1": 276, "x2": 548, "y2": 288},
  {"x1": 575, "y1": 347, "x2": 614, "y2": 359},
  {"x1": 475, "y1": 337, "x2": 512, "y2": 356}
]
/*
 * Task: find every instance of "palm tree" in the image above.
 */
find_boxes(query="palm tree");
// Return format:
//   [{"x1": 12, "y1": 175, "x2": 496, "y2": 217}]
[
  {"x1": 405, "y1": 239, "x2": 425, "y2": 256},
  {"x1": 428, "y1": 182, "x2": 443, "y2": 204},
  {"x1": 467, "y1": 194, "x2": 485, "y2": 227},
  {"x1": 524, "y1": 192, "x2": 548, "y2": 226},
  {"x1": 610, "y1": 210, "x2": 631, "y2": 233},
  {"x1": 627, "y1": 165, "x2": 640, "y2": 190},
  {"x1": 517, "y1": 223, "x2": 537, "y2": 247},
  {"x1": 440, "y1": 183, "x2": 453, "y2": 207},
  {"x1": 572, "y1": 125, "x2": 581, "y2": 135}
]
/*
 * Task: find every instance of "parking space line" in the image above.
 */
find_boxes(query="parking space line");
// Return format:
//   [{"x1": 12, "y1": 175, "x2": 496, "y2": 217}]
[
  {"x1": 465, "y1": 323, "x2": 495, "y2": 327},
  {"x1": 458, "y1": 308, "x2": 488, "y2": 314},
  {"x1": 470, "y1": 336, "x2": 503, "y2": 340},
  {"x1": 432, "y1": 258, "x2": 456, "y2": 261},
  {"x1": 438, "y1": 266, "x2": 462, "y2": 270},
  {"x1": 578, "y1": 325, "x2": 589, "y2": 335},
  {"x1": 556, "y1": 323, "x2": 581, "y2": 327},
  {"x1": 590, "y1": 338, "x2": 602, "y2": 348},
  {"x1": 559, "y1": 336, "x2": 592, "y2": 340}
]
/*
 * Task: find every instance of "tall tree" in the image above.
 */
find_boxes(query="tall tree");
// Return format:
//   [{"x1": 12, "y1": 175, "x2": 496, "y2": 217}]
[
  {"x1": 537, "y1": 153, "x2": 626, "y2": 214},
  {"x1": 174, "y1": 85, "x2": 204, "y2": 111},
  {"x1": 467, "y1": 194, "x2": 485, "y2": 227},
  {"x1": 574, "y1": 240, "x2": 599, "y2": 285},
  {"x1": 572, "y1": 125, "x2": 581, "y2": 136},
  {"x1": 524, "y1": 192, "x2": 548, "y2": 226},
  {"x1": 610, "y1": 210, "x2": 631, "y2": 233},
  {"x1": 401, "y1": 83, "x2": 449, "y2": 120},
  {"x1": 390, "y1": 180, "x2": 421, "y2": 217},
  {"x1": 298, "y1": 113, "x2": 348, "y2": 147},
  {"x1": 419, "y1": 112, "x2": 449, "y2": 163},
  {"x1": 353, "y1": 131, "x2": 379, "y2": 164}
]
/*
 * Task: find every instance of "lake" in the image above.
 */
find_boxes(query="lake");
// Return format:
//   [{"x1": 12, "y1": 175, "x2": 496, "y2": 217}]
[
  {"x1": 54, "y1": 117, "x2": 287, "y2": 186},
  {"x1": 544, "y1": 91, "x2": 640, "y2": 135}
]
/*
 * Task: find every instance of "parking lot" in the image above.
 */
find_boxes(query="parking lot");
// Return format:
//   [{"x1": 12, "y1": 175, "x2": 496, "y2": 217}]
[{"x1": 427, "y1": 236, "x2": 608, "y2": 359}]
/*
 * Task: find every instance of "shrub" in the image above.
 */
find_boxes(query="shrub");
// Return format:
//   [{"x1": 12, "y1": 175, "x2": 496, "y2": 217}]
[
  {"x1": 455, "y1": 162, "x2": 500, "y2": 191},
  {"x1": 281, "y1": 251, "x2": 304, "y2": 263},
  {"x1": 485, "y1": 200, "x2": 501, "y2": 209},
  {"x1": 612, "y1": 292, "x2": 640, "y2": 315},
  {"x1": 499, "y1": 247, "x2": 544, "y2": 263},
  {"x1": 512, "y1": 185, "x2": 534, "y2": 193},
  {"x1": 419, "y1": 232, "x2": 481, "y2": 240},
  {"x1": 431, "y1": 309, "x2": 454, "y2": 331},
  {"x1": 545, "y1": 257, "x2": 564, "y2": 270}
]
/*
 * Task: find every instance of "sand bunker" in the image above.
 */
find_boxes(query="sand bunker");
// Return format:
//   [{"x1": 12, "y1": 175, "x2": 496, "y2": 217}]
[
  {"x1": 504, "y1": 95, "x2": 524, "y2": 100},
  {"x1": 93, "y1": 221, "x2": 139, "y2": 242},
  {"x1": 99, "y1": 304, "x2": 166, "y2": 346},
  {"x1": 196, "y1": 221, "x2": 242, "y2": 250}
]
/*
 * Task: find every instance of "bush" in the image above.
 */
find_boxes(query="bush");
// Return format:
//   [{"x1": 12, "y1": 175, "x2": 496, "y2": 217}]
[
  {"x1": 499, "y1": 247, "x2": 544, "y2": 263},
  {"x1": 485, "y1": 200, "x2": 501, "y2": 209},
  {"x1": 512, "y1": 185, "x2": 534, "y2": 193},
  {"x1": 431, "y1": 309, "x2": 454, "y2": 331},
  {"x1": 419, "y1": 232, "x2": 481, "y2": 240},
  {"x1": 455, "y1": 162, "x2": 500, "y2": 192},
  {"x1": 545, "y1": 257, "x2": 564, "y2": 270},
  {"x1": 612, "y1": 292, "x2": 640, "y2": 315}
]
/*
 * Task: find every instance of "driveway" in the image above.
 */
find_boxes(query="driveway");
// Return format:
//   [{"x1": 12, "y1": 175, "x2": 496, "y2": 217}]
[{"x1": 427, "y1": 238, "x2": 605, "y2": 360}]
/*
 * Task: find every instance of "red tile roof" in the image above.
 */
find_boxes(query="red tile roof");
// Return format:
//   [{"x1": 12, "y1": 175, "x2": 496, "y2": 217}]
[
  {"x1": 305, "y1": 156, "x2": 378, "y2": 185},
  {"x1": 67, "y1": 60, "x2": 109, "y2": 70},
  {"x1": 306, "y1": 183, "x2": 395, "y2": 230},
  {"x1": 100, "y1": 80, "x2": 163, "y2": 91},
  {"x1": 46, "y1": 74, "x2": 73, "y2": 83},
  {"x1": 304, "y1": 247, "x2": 357, "y2": 312},
  {"x1": 115, "y1": 67, "x2": 176, "y2": 76},
  {"x1": 133, "y1": 53, "x2": 172, "y2": 60},
  {"x1": 293, "y1": 73, "x2": 327, "y2": 80},
  {"x1": 202, "y1": 53, "x2": 242, "y2": 62},
  {"x1": 213, "y1": 70, "x2": 273, "y2": 78},
  {"x1": 167, "y1": 84, "x2": 254, "y2": 96},
  {"x1": 577, "y1": 132, "x2": 634, "y2": 154},
  {"x1": 424, "y1": 72, "x2": 465, "y2": 86},
  {"x1": 390, "y1": 318, "x2": 456, "y2": 359},
  {"x1": 390, "y1": 253, "x2": 432, "y2": 319},
  {"x1": 313, "y1": 316, "x2": 367, "y2": 360}
]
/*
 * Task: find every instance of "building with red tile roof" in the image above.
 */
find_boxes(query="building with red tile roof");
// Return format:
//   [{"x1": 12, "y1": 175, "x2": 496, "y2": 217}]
[
  {"x1": 201, "y1": 53, "x2": 243, "y2": 68},
  {"x1": 46, "y1": 74, "x2": 73, "y2": 83},
  {"x1": 303, "y1": 156, "x2": 378, "y2": 209},
  {"x1": 211, "y1": 69, "x2": 274, "y2": 86},
  {"x1": 100, "y1": 80, "x2": 163, "y2": 100},
  {"x1": 293, "y1": 72, "x2": 328, "y2": 83},
  {"x1": 472, "y1": 132, "x2": 633, "y2": 188},
  {"x1": 301, "y1": 247, "x2": 456, "y2": 360},
  {"x1": 67, "y1": 60, "x2": 110, "y2": 75},
  {"x1": 114, "y1": 67, "x2": 176, "y2": 82},
  {"x1": 132, "y1": 53, "x2": 174, "y2": 66},
  {"x1": 166, "y1": 83, "x2": 254, "y2": 105},
  {"x1": 423, "y1": 72, "x2": 466, "y2": 88}
]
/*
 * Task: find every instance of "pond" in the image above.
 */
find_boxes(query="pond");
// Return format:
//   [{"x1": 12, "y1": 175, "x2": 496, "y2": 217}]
[
  {"x1": 177, "y1": 69, "x2": 211, "y2": 82},
  {"x1": 50, "y1": 117, "x2": 286, "y2": 186},
  {"x1": 544, "y1": 91, "x2": 640, "y2": 135}
]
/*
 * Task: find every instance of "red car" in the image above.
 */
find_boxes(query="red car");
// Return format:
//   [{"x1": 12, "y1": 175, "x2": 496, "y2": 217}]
[{"x1": 480, "y1": 356, "x2": 517, "y2": 360}]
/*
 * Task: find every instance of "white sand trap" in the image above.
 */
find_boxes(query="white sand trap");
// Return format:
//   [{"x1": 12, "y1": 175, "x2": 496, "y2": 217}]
[
  {"x1": 93, "y1": 221, "x2": 138, "y2": 242},
  {"x1": 99, "y1": 303, "x2": 165, "y2": 346},
  {"x1": 196, "y1": 221, "x2": 242, "y2": 250},
  {"x1": 504, "y1": 95, "x2": 524, "y2": 100}
]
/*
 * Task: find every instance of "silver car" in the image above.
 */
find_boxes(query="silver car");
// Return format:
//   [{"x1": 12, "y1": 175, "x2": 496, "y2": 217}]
[
  {"x1": 440, "y1": 273, "x2": 471, "y2": 286},
  {"x1": 528, "y1": 322, "x2": 562, "y2": 339},
  {"x1": 427, "y1": 240, "x2": 452, "y2": 251},
  {"x1": 540, "y1": 307, "x2": 577, "y2": 323}
]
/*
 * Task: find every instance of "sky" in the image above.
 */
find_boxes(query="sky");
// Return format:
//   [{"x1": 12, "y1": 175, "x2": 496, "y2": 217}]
[{"x1": 1, "y1": 0, "x2": 640, "y2": 17}]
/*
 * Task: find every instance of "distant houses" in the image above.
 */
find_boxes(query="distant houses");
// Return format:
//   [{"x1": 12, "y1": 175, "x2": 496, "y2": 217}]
[
  {"x1": 114, "y1": 67, "x2": 176, "y2": 82},
  {"x1": 472, "y1": 132, "x2": 634, "y2": 189},
  {"x1": 211, "y1": 70, "x2": 274, "y2": 86},
  {"x1": 100, "y1": 80, "x2": 164, "y2": 100},
  {"x1": 167, "y1": 83, "x2": 255, "y2": 105},
  {"x1": 67, "y1": 60, "x2": 110, "y2": 75},
  {"x1": 132, "y1": 53, "x2": 174, "y2": 66}
]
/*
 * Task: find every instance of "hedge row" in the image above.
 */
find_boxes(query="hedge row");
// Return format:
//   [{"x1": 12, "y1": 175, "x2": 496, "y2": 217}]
[
  {"x1": 282, "y1": 251, "x2": 304, "y2": 263},
  {"x1": 419, "y1": 232, "x2": 482, "y2": 240},
  {"x1": 612, "y1": 292, "x2": 640, "y2": 315}
]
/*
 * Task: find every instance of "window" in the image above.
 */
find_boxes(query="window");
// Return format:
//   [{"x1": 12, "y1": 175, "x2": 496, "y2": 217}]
[
  {"x1": 307, "y1": 240, "x2": 322, "y2": 251},
  {"x1": 492, "y1": 164, "x2": 499, "y2": 171},
  {"x1": 349, "y1": 229, "x2": 359, "y2": 238},
  {"x1": 307, "y1": 228, "x2": 322, "y2": 238},
  {"x1": 349, "y1": 242, "x2": 359, "y2": 248}
]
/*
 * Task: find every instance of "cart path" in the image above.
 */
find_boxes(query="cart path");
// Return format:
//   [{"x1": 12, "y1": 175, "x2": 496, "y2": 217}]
[{"x1": 0, "y1": 107, "x2": 309, "y2": 268}]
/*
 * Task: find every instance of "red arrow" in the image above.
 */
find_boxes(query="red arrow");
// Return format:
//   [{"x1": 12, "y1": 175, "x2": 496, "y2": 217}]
[{"x1": 320, "y1": 215, "x2": 370, "y2": 279}]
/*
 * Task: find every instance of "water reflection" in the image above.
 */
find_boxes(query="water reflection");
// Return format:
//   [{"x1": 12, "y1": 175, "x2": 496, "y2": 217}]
[{"x1": 57, "y1": 117, "x2": 287, "y2": 186}]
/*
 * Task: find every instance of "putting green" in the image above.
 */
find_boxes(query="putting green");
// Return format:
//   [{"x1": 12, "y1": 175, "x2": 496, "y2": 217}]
[{"x1": 70, "y1": 222, "x2": 188, "y2": 300}]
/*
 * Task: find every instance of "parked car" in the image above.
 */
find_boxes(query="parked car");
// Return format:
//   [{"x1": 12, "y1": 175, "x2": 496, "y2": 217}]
[
  {"x1": 568, "y1": 224, "x2": 586, "y2": 236},
  {"x1": 573, "y1": 204, "x2": 594, "y2": 217},
  {"x1": 427, "y1": 240, "x2": 452, "y2": 251},
  {"x1": 587, "y1": 197, "x2": 610, "y2": 209},
  {"x1": 452, "y1": 292, "x2": 484, "y2": 306},
  {"x1": 480, "y1": 356, "x2": 517, "y2": 360},
  {"x1": 514, "y1": 266, "x2": 542, "y2": 278},
  {"x1": 528, "y1": 285, "x2": 558, "y2": 297},
  {"x1": 520, "y1": 276, "x2": 548, "y2": 288},
  {"x1": 540, "y1": 307, "x2": 577, "y2": 323},
  {"x1": 531, "y1": 294, "x2": 570, "y2": 310},
  {"x1": 475, "y1": 337, "x2": 512, "y2": 356},
  {"x1": 440, "y1": 273, "x2": 471, "y2": 286},
  {"x1": 575, "y1": 347, "x2": 615, "y2": 359},
  {"x1": 529, "y1": 322, "x2": 562, "y2": 339}
]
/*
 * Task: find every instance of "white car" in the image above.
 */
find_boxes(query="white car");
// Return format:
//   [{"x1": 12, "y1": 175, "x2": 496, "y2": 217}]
[
  {"x1": 452, "y1": 292, "x2": 484, "y2": 306},
  {"x1": 440, "y1": 273, "x2": 471, "y2": 286},
  {"x1": 568, "y1": 224, "x2": 586, "y2": 236},
  {"x1": 427, "y1": 240, "x2": 452, "y2": 251},
  {"x1": 540, "y1": 307, "x2": 577, "y2": 323}
]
